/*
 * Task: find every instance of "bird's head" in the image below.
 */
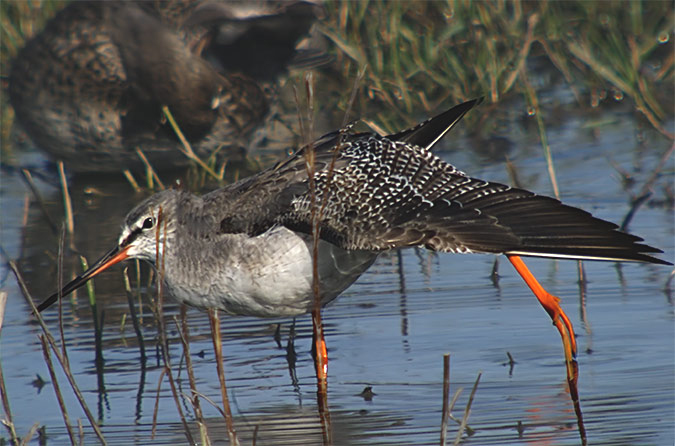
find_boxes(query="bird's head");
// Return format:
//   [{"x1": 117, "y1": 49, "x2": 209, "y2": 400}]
[{"x1": 35, "y1": 189, "x2": 183, "y2": 313}]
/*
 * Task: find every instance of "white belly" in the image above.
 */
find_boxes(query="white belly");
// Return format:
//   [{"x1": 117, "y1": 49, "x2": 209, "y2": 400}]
[{"x1": 163, "y1": 226, "x2": 377, "y2": 317}]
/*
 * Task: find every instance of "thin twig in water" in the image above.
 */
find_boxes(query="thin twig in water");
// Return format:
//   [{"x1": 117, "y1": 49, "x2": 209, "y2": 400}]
[
  {"x1": 151, "y1": 368, "x2": 167, "y2": 439},
  {"x1": 446, "y1": 389, "x2": 464, "y2": 427},
  {"x1": 187, "y1": 390, "x2": 227, "y2": 419},
  {"x1": 577, "y1": 261, "x2": 593, "y2": 354},
  {"x1": 174, "y1": 310, "x2": 211, "y2": 446},
  {"x1": 152, "y1": 208, "x2": 195, "y2": 444},
  {"x1": 57, "y1": 161, "x2": 75, "y2": 240},
  {"x1": 521, "y1": 73, "x2": 560, "y2": 199},
  {"x1": 664, "y1": 270, "x2": 674, "y2": 302},
  {"x1": 300, "y1": 73, "x2": 329, "y2": 383},
  {"x1": 57, "y1": 225, "x2": 69, "y2": 364},
  {"x1": 440, "y1": 353, "x2": 450, "y2": 446},
  {"x1": 22, "y1": 422, "x2": 41, "y2": 446},
  {"x1": 20, "y1": 168, "x2": 57, "y2": 234},
  {"x1": 135, "y1": 259, "x2": 144, "y2": 326},
  {"x1": 253, "y1": 425, "x2": 260, "y2": 446},
  {"x1": 123, "y1": 267, "x2": 146, "y2": 362},
  {"x1": 135, "y1": 148, "x2": 165, "y2": 191},
  {"x1": 453, "y1": 372, "x2": 481, "y2": 446},
  {"x1": 22, "y1": 194, "x2": 30, "y2": 229},
  {"x1": 209, "y1": 308, "x2": 239, "y2": 445},
  {"x1": 81, "y1": 255, "x2": 108, "y2": 412},
  {"x1": 292, "y1": 75, "x2": 329, "y2": 391},
  {"x1": 299, "y1": 68, "x2": 367, "y2": 444},
  {"x1": 8, "y1": 261, "x2": 107, "y2": 444},
  {"x1": 122, "y1": 169, "x2": 142, "y2": 193},
  {"x1": 40, "y1": 334, "x2": 76, "y2": 445},
  {"x1": 78, "y1": 419, "x2": 84, "y2": 446},
  {"x1": 505, "y1": 352, "x2": 516, "y2": 377},
  {"x1": 0, "y1": 292, "x2": 19, "y2": 445},
  {"x1": 490, "y1": 258, "x2": 500, "y2": 286},
  {"x1": 162, "y1": 106, "x2": 222, "y2": 180},
  {"x1": 0, "y1": 292, "x2": 6, "y2": 335},
  {"x1": 293, "y1": 73, "x2": 333, "y2": 444}
]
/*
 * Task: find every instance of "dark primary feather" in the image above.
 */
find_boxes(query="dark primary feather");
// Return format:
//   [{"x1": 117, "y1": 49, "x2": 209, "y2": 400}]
[
  {"x1": 387, "y1": 97, "x2": 483, "y2": 150},
  {"x1": 204, "y1": 99, "x2": 669, "y2": 265}
]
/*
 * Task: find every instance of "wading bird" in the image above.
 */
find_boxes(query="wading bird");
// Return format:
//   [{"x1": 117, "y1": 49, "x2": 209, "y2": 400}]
[{"x1": 36, "y1": 99, "x2": 670, "y2": 390}]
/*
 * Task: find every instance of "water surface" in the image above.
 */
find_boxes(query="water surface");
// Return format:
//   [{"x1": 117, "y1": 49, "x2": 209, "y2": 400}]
[{"x1": 1, "y1": 88, "x2": 673, "y2": 445}]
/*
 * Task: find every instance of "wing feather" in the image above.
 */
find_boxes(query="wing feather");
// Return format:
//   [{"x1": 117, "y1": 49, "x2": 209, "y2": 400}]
[{"x1": 203, "y1": 99, "x2": 669, "y2": 265}]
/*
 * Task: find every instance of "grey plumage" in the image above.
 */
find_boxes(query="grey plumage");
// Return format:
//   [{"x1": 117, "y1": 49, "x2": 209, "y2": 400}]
[{"x1": 37, "y1": 99, "x2": 670, "y2": 316}]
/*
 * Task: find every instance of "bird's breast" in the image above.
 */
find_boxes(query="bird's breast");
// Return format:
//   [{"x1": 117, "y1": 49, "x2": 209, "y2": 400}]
[{"x1": 163, "y1": 226, "x2": 377, "y2": 317}]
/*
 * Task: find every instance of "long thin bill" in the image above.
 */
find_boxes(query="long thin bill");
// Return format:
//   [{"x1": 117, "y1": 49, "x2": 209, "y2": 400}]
[{"x1": 36, "y1": 245, "x2": 131, "y2": 313}]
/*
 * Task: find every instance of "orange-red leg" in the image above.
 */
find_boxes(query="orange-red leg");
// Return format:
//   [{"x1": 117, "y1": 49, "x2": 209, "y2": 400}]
[
  {"x1": 311, "y1": 309, "x2": 332, "y2": 442},
  {"x1": 507, "y1": 255, "x2": 577, "y2": 378},
  {"x1": 507, "y1": 255, "x2": 586, "y2": 444},
  {"x1": 312, "y1": 308, "x2": 328, "y2": 385}
]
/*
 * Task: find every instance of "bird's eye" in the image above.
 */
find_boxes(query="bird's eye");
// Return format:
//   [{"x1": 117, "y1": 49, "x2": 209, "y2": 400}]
[{"x1": 142, "y1": 217, "x2": 155, "y2": 230}]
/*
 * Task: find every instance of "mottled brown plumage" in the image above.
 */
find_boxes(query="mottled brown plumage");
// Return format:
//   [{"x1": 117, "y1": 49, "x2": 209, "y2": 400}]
[{"x1": 9, "y1": 1, "x2": 318, "y2": 172}]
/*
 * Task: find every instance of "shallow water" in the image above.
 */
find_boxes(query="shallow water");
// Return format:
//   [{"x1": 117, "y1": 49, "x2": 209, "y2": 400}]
[{"x1": 1, "y1": 89, "x2": 674, "y2": 446}]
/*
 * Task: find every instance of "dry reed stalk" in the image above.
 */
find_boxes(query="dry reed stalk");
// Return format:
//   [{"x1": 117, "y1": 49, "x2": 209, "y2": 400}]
[
  {"x1": 21, "y1": 168, "x2": 57, "y2": 234},
  {"x1": 22, "y1": 422, "x2": 41, "y2": 445},
  {"x1": 0, "y1": 291, "x2": 19, "y2": 444},
  {"x1": 208, "y1": 308, "x2": 239, "y2": 445},
  {"x1": 57, "y1": 161, "x2": 75, "y2": 238},
  {"x1": 291, "y1": 74, "x2": 332, "y2": 444},
  {"x1": 150, "y1": 207, "x2": 195, "y2": 443},
  {"x1": 299, "y1": 68, "x2": 365, "y2": 444},
  {"x1": 505, "y1": 352, "x2": 516, "y2": 376},
  {"x1": 162, "y1": 106, "x2": 222, "y2": 180},
  {"x1": 123, "y1": 267, "x2": 146, "y2": 362},
  {"x1": 122, "y1": 169, "x2": 142, "y2": 193},
  {"x1": 150, "y1": 368, "x2": 167, "y2": 439},
  {"x1": 135, "y1": 148, "x2": 165, "y2": 190},
  {"x1": 8, "y1": 261, "x2": 106, "y2": 444},
  {"x1": 77, "y1": 419, "x2": 84, "y2": 445},
  {"x1": 0, "y1": 291, "x2": 6, "y2": 335},
  {"x1": 57, "y1": 224, "x2": 68, "y2": 361},
  {"x1": 40, "y1": 334, "x2": 76, "y2": 445},
  {"x1": 135, "y1": 259, "x2": 145, "y2": 325},
  {"x1": 577, "y1": 262, "x2": 593, "y2": 354},
  {"x1": 22, "y1": 194, "x2": 30, "y2": 228},
  {"x1": 174, "y1": 309, "x2": 212, "y2": 445},
  {"x1": 453, "y1": 372, "x2": 481, "y2": 446},
  {"x1": 440, "y1": 354, "x2": 450, "y2": 446},
  {"x1": 520, "y1": 73, "x2": 560, "y2": 200}
]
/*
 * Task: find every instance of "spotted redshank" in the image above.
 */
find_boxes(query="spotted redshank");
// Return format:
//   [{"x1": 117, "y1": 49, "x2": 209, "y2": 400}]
[
  {"x1": 37, "y1": 99, "x2": 670, "y2": 384},
  {"x1": 9, "y1": 1, "x2": 319, "y2": 172}
]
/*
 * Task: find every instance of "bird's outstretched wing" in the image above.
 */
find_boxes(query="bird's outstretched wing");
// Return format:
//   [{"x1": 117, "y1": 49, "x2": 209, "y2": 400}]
[{"x1": 208, "y1": 100, "x2": 669, "y2": 265}]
